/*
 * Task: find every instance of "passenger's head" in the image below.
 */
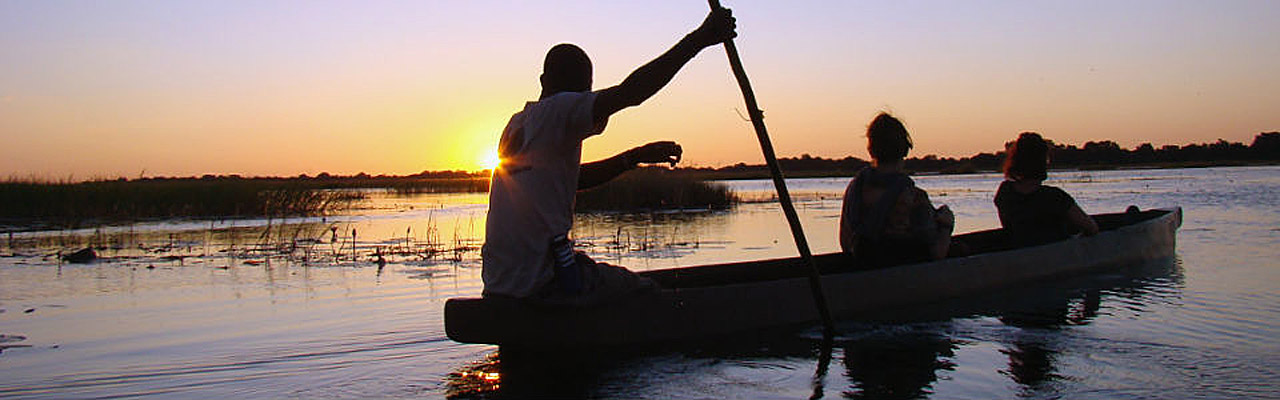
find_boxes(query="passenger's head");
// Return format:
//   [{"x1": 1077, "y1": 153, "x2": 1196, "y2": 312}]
[
  {"x1": 1004, "y1": 132, "x2": 1050, "y2": 181},
  {"x1": 540, "y1": 43, "x2": 592, "y2": 96},
  {"x1": 866, "y1": 112, "x2": 913, "y2": 163}
]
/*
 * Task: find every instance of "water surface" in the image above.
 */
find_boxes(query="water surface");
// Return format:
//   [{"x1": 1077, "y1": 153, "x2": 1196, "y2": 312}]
[{"x1": 1, "y1": 166, "x2": 1277, "y2": 399}]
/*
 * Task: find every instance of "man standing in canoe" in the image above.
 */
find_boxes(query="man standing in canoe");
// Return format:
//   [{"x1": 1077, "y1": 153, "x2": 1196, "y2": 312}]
[{"x1": 482, "y1": 8, "x2": 737, "y2": 305}]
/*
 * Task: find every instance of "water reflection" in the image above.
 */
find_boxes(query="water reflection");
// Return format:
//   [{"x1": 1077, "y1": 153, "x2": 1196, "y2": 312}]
[
  {"x1": 997, "y1": 289, "x2": 1101, "y2": 392},
  {"x1": 838, "y1": 326, "x2": 957, "y2": 399},
  {"x1": 1012, "y1": 259, "x2": 1180, "y2": 398},
  {"x1": 445, "y1": 348, "x2": 619, "y2": 399},
  {"x1": 832, "y1": 257, "x2": 1180, "y2": 399},
  {"x1": 443, "y1": 257, "x2": 1182, "y2": 399}
]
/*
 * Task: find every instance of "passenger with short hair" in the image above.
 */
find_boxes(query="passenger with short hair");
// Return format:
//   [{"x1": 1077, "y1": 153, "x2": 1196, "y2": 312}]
[
  {"x1": 839, "y1": 113, "x2": 954, "y2": 267},
  {"x1": 995, "y1": 132, "x2": 1099, "y2": 246}
]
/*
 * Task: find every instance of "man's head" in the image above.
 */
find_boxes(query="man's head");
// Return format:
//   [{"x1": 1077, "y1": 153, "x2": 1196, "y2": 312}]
[
  {"x1": 540, "y1": 43, "x2": 593, "y2": 96},
  {"x1": 866, "y1": 112, "x2": 913, "y2": 163}
]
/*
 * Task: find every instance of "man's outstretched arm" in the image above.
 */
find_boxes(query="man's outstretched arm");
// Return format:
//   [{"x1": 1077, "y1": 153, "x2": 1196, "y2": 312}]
[
  {"x1": 592, "y1": 8, "x2": 736, "y2": 122},
  {"x1": 579, "y1": 141, "x2": 683, "y2": 190}
]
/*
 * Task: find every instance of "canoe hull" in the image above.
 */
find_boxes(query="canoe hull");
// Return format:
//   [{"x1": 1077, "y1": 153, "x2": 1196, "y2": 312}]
[{"x1": 445, "y1": 207, "x2": 1181, "y2": 347}]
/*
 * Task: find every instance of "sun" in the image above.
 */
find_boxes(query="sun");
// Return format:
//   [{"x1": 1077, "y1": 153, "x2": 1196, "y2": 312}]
[{"x1": 480, "y1": 150, "x2": 501, "y2": 171}]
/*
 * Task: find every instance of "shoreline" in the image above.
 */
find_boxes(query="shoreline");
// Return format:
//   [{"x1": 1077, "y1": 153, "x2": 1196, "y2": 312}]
[{"x1": 681, "y1": 160, "x2": 1280, "y2": 181}]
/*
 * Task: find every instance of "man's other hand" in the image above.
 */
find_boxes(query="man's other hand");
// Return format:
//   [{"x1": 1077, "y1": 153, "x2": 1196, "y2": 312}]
[
  {"x1": 936, "y1": 205, "x2": 956, "y2": 231},
  {"x1": 628, "y1": 141, "x2": 683, "y2": 167}
]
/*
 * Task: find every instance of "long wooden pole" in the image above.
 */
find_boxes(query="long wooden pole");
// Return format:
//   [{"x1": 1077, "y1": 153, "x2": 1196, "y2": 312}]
[{"x1": 707, "y1": 0, "x2": 834, "y2": 336}]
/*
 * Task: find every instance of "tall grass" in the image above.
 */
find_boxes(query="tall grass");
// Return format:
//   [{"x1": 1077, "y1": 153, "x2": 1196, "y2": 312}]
[
  {"x1": 0, "y1": 169, "x2": 730, "y2": 229},
  {"x1": 0, "y1": 178, "x2": 362, "y2": 228},
  {"x1": 575, "y1": 168, "x2": 736, "y2": 212},
  {"x1": 386, "y1": 177, "x2": 490, "y2": 195}
]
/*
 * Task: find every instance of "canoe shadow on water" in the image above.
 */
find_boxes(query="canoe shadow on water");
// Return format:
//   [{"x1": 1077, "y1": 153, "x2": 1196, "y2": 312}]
[{"x1": 443, "y1": 257, "x2": 1183, "y2": 400}]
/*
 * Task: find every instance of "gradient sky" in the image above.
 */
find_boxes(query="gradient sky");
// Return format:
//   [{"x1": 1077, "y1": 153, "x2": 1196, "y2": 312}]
[{"x1": 2, "y1": 0, "x2": 1278, "y2": 178}]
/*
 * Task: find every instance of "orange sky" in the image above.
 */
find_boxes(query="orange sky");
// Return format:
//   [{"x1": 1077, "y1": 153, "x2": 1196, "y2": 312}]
[{"x1": 2, "y1": 1, "x2": 1277, "y2": 179}]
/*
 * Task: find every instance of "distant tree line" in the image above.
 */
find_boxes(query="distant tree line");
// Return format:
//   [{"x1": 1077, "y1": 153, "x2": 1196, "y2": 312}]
[
  {"x1": 677, "y1": 132, "x2": 1280, "y2": 177},
  {"x1": 168, "y1": 169, "x2": 488, "y2": 183}
]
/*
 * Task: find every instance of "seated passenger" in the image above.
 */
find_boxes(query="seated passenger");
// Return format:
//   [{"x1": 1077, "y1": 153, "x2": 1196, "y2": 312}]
[
  {"x1": 994, "y1": 132, "x2": 1099, "y2": 246},
  {"x1": 839, "y1": 113, "x2": 954, "y2": 267}
]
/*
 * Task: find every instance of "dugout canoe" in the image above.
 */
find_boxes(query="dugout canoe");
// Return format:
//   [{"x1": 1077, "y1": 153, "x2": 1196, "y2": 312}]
[{"x1": 445, "y1": 207, "x2": 1181, "y2": 347}]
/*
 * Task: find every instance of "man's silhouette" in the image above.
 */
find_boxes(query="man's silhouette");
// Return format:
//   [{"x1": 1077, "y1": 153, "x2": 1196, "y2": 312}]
[{"x1": 482, "y1": 8, "x2": 737, "y2": 305}]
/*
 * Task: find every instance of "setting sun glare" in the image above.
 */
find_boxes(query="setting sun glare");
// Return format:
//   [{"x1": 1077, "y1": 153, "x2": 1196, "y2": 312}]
[{"x1": 481, "y1": 150, "x2": 501, "y2": 171}]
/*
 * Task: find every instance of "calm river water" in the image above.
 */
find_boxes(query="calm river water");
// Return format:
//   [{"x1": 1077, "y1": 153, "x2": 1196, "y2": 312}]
[{"x1": 1, "y1": 166, "x2": 1277, "y2": 399}]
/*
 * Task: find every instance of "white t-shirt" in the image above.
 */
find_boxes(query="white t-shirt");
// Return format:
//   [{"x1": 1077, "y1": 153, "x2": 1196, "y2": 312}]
[{"x1": 481, "y1": 91, "x2": 605, "y2": 298}]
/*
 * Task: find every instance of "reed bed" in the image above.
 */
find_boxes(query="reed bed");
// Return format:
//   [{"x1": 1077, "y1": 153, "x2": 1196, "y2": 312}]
[
  {"x1": 1, "y1": 169, "x2": 731, "y2": 231},
  {"x1": 0, "y1": 178, "x2": 363, "y2": 228},
  {"x1": 385, "y1": 177, "x2": 490, "y2": 195},
  {"x1": 574, "y1": 168, "x2": 737, "y2": 212}
]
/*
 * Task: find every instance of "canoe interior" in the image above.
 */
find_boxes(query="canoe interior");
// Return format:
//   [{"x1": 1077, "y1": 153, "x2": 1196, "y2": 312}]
[{"x1": 639, "y1": 208, "x2": 1171, "y2": 290}]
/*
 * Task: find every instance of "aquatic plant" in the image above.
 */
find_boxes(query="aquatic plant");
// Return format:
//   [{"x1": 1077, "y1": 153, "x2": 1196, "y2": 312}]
[
  {"x1": 385, "y1": 178, "x2": 490, "y2": 195},
  {"x1": 574, "y1": 168, "x2": 736, "y2": 212},
  {"x1": 0, "y1": 178, "x2": 363, "y2": 228}
]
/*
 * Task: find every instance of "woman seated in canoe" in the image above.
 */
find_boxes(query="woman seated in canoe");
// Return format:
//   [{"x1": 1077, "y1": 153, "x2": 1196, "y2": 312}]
[
  {"x1": 839, "y1": 113, "x2": 954, "y2": 267},
  {"x1": 995, "y1": 132, "x2": 1099, "y2": 246}
]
